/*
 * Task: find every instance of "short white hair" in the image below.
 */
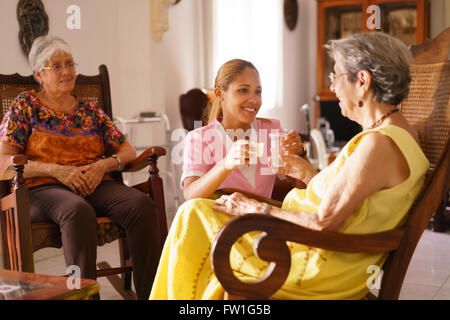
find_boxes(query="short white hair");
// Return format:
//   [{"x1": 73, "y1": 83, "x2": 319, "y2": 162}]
[
  {"x1": 28, "y1": 35, "x2": 73, "y2": 74},
  {"x1": 325, "y1": 32, "x2": 413, "y2": 106}
]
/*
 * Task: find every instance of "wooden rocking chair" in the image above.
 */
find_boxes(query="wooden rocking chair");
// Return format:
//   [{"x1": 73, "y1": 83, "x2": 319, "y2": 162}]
[{"x1": 211, "y1": 28, "x2": 450, "y2": 300}]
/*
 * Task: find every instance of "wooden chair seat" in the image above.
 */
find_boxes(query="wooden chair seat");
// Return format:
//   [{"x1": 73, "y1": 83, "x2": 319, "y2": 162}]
[
  {"x1": 30, "y1": 222, "x2": 61, "y2": 252},
  {"x1": 95, "y1": 218, "x2": 127, "y2": 246},
  {"x1": 30, "y1": 218, "x2": 128, "y2": 252}
]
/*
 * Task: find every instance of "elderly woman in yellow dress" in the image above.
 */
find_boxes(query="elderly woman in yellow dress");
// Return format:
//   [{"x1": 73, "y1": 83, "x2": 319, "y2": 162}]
[{"x1": 150, "y1": 32, "x2": 429, "y2": 300}]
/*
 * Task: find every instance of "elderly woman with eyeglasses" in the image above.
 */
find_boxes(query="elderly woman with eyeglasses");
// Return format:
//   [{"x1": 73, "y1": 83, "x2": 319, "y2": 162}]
[
  {"x1": 150, "y1": 32, "x2": 429, "y2": 300},
  {"x1": 0, "y1": 35, "x2": 162, "y2": 300}
]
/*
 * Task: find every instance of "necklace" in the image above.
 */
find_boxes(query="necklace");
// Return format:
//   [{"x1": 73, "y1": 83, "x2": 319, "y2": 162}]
[{"x1": 368, "y1": 108, "x2": 399, "y2": 129}]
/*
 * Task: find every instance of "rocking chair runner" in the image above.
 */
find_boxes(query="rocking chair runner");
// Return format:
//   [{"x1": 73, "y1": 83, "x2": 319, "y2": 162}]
[
  {"x1": 211, "y1": 28, "x2": 450, "y2": 300},
  {"x1": 0, "y1": 65, "x2": 168, "y2": 299}
]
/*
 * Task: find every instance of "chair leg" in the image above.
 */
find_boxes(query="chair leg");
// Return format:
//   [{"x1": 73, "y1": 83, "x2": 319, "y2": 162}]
[
  {"x1": 96, "y1": 261, "x2": 137, "y2": 300},
  {"x1": 95, "y1": 238, "x2": 136, "y2": 300},
  {"x1": 431, "y1": 195, "x2": 449, "y2": 232},
  {"x1": 119, "y1": 238, "x2": 132, "y2": 291},
  {"x1": 0, "y1": 212, "x2": 11, "y2": 269}
]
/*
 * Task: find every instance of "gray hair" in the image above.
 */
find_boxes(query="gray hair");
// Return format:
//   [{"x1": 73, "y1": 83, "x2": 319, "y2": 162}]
[
  {"x1": 28, "y1": 35, "x2": 73, "y2": 76},
  {"x1": 325, "y1": 32, "x2": 413, "y2": 106}
]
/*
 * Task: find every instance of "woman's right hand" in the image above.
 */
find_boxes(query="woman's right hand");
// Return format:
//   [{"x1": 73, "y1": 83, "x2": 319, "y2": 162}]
[
  {"x1": 50, "y1": 164, "x2": 91, "y2": 197},
  {"x1": 221, "y1": 139, "x2": 254, "y2": 170},
  {"x1": 183, "y1": 139, "x2": 257, "y2": 200}
]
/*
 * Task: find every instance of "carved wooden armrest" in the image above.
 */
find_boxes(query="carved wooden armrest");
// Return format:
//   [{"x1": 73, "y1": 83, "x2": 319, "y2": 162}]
[
  {"x1": 211, "y1": 214, "x2": 404, "y2": 299},
  {"x1": 121, "y1": 146, "x2": 168, "y2": 246},
  {"x1": 122, "y1": 146, "x2": 166, "y2": 173},
  {"x1": 0, "y1": 155, "x2": 28, "y2": 183},
  {"x1": 0, "y1": 155, "x2": 33, "y2": 272},
  {"x1": 216, "y1": 188, "x2": 283, "y2": 208}
]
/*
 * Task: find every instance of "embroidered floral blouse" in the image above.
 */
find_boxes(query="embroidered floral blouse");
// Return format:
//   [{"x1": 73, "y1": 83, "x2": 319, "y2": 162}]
[{"x1": 0, "y1": 90, "x2": 126, "y2": 188}]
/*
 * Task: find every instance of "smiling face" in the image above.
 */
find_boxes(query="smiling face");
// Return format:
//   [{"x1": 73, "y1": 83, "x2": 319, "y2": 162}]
[
  {"x1": 219, "y1": 67, "x2": 262, "y2": 129},
  {"x1": 35, "y1": 51, "x2": 76, "y2": 96},
  {"x1": 330, "y1": 57, "x2": 358, "y2": 121}
]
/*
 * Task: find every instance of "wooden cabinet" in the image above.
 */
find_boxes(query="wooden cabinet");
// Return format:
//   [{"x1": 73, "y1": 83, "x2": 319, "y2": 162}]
[{"x1": 315, "y1": 0, "x2": 430, "y2": 143}]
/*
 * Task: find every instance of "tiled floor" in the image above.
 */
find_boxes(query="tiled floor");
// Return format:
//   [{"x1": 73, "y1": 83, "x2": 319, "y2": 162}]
[
  {"x1": 33, "y1": 228, "x2": 450, "y2": 300},
  {"x1": 398, "y1": 228, "x2": 450, "y2": 300}
]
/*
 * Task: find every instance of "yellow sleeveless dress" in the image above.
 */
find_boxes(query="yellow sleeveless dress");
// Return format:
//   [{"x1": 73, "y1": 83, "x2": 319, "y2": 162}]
[{"x1": 149, "y1": 125, "x2": 429, "y2": 300}]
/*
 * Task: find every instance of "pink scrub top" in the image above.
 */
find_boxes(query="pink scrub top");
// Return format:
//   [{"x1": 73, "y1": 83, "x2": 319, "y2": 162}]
[{"x1": 181, "y1": 118, "x2": 285, "y2": 198}]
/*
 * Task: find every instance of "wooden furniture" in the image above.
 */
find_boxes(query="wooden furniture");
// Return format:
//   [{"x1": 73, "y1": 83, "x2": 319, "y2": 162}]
[
  {"x1": 315, "y1": 0, "x2": 430, "y2": 144},
  {"x1": 179, "y1": 88, "x2": 211, "y2": 131},
  {"x1": 0, "y1": 269, "x2": 99, "y2": 300},
  {"x1": 211, "y1": 27, "x2": 449, "y2": 300},
  {"x1": 400, "y1": 28, "x2": 450, "y2": 232},
  {"x1": 0, "y1": 65, "x2": 168, "y2": 300}
]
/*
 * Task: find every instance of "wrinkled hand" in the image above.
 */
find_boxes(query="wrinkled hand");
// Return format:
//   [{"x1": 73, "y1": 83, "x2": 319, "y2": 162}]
[
  {"x1": 270, "y1": 130, "x2": 307, "y2": 174},
  {"x1": 281, "y1": 130, "x2": 305, "y2": 156},
  {"x1": 213, "y1": 192, "x2": 266, "y2": 216},
  {"x1": 51, "y1": 164, "x2": 91, "y2": 197},
  {"x1": 78, "y1": 161, "x2": 107, "y2": 195},
  {"x1": 270, "y1": 153, "x2": 316, "y2": 181}
]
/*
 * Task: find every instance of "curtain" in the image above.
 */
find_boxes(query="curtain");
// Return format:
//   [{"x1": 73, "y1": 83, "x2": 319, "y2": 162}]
[{"x1": 212, "y1": 0, "x2": 283, "y2": 114}]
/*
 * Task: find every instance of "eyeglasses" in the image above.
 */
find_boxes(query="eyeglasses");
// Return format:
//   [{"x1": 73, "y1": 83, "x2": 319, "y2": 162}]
[
  {"x1": 329, "y1": 72, "x2": 358, "y2": 84},
  {"x1": 41, "y1": 62, "x2": 78, "y2": 73}
]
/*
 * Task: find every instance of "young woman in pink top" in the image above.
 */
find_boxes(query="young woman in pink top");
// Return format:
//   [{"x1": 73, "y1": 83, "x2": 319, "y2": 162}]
[{"x1": 181, "y1": 59, "x2": 306, "y2": 200}]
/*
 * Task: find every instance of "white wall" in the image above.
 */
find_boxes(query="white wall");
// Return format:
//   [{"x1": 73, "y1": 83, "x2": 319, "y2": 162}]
[
  {"x1": 279, "y1": 0, "x2": 317, "y2": 133},
  {"x1": 0, "y1": 0, "x2": 186, "y2": 121},
  {"x1": 0, "y1": 0, "x2": 448, "y2": 227},
  {"x1": 430, "y1": 0, "x2": 450, "y2": 38},
  {"x1": 0, "y1": 0, "x2": 204, "y2": 222}
]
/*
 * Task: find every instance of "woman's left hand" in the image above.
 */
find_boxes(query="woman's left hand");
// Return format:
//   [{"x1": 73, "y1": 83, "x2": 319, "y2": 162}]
[
  {"x1": 282, "y1": 130, "x2": 305, "y2": 156},
  {"x1": 79, "y1": 160, "x2": 107, "y2": 195},
  {"x1": 213, "y1": 192, "x2": 266, "y2": 216}
]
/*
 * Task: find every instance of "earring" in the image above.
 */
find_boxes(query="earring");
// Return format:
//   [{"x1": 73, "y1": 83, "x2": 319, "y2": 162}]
[{"x1": 358, "y1": 100, "x2": 363, "y2": 108}]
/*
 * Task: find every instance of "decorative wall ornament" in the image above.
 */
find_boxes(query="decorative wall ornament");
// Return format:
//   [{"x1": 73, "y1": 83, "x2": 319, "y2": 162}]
[
  {"x1": 284, "y1": 0, "x2": 298, "y2": 31},
  {"x1": 151, "y1": 0, "x2": 177, "y2": 42},
  {"x1": 17, "y1": 0, "x2": 49, "y2": 56}
]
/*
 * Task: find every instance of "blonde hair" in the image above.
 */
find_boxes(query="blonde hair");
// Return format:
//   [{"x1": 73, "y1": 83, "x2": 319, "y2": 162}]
[{"x1": 208, "y1": 59, "x2": 259, "y2": 124}]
